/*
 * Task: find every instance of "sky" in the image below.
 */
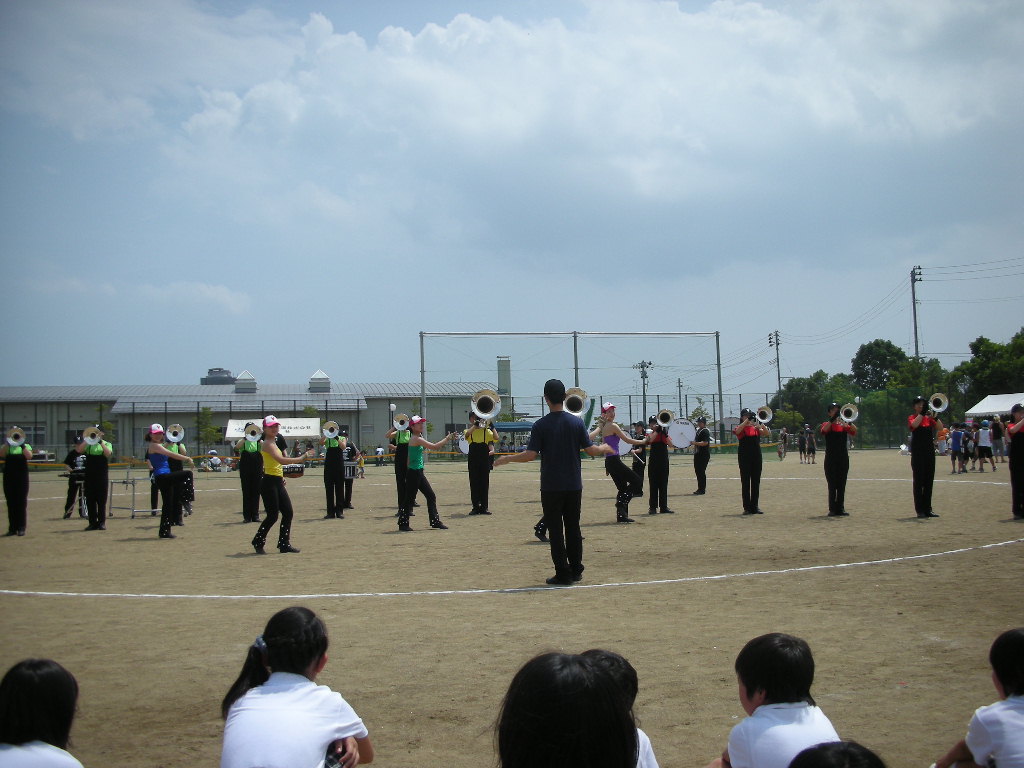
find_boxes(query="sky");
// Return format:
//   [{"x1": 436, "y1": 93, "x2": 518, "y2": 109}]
[{"x1": 1, "y1": 0, "x2": 1022, "y2": 400}]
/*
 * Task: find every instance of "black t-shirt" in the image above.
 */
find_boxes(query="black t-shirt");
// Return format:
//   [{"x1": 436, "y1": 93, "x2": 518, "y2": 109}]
[{"x1": 526, "y1": 410, "x2": 593, "y2": 492}]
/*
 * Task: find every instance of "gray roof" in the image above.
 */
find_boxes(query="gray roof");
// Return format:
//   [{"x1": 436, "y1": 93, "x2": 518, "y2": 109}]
[{"x1": 0, "y1": 381, "x2": 495, "y2": 409}]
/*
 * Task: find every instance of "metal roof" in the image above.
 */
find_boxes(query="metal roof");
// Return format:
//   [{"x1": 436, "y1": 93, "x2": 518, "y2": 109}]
[{"x1": 0, "y1": 381, "x2": 495, "y2": 406}]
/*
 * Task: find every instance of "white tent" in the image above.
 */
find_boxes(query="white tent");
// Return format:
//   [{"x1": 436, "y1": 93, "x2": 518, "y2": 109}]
[{"x1": 965, "y1": 393, "x2": 1024, "y2": 417}]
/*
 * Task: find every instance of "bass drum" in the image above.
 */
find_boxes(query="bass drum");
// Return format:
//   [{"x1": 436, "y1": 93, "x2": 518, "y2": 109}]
[
  {"x1": 458, "y1": 435, "x2": 470, "y2": 455},
  {"x1": 616, "y1": 435, "x2": 636, "y2": 456},
  {"x1": 667, "y1": 418, "x2": 697, "y2": 448}
]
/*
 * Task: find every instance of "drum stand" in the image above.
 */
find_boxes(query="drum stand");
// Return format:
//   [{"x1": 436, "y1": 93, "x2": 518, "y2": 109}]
[{"x1": 109, "y1": 465, "x2": 160, "y2": 519}]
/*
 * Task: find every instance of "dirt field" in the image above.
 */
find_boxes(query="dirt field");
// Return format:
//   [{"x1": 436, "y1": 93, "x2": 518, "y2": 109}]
[{"x1": 1, "y1": 449, "x2": 1020, "y2": 768}]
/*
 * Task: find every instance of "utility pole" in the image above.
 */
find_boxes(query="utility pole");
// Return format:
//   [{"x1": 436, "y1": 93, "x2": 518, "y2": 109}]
[
  {"x1": 768, "y1": 330, "x2": 781, "y2": 401},
  {"x1": 910, "y1": 266, "x2": 922, "y2": 360},
  {"x1": 633, "y1": 360, "x2": 653, "y2": 419},
  {"x1": 677, "y1": 378, "x2": 683, "y2": 417}
]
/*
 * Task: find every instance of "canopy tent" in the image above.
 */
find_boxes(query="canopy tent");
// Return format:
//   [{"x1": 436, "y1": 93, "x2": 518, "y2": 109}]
[
  {"x1": 492, "y1": 421, "x2": 536, "y2": 433},
  {"x1": 965, "y1": 393, "x2": 1024, "y2": 417},
  {"x1": 224, "y1": 418, "x2": 321, "y2": 439}
]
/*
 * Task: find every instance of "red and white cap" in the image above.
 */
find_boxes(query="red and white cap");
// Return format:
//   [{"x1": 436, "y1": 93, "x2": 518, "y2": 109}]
[
  {"x1": 601, "y1": 402, "x2": 616, "y2": 413},
  {"x1": 409, "y1": 415, "x2": 427, "y2": 426},
  {"x1": 263, "y1": 415, "x2": 281, "y2": 428},
  {"x1": 149, "y1": 423, "x2": 164, "y2": 434}
]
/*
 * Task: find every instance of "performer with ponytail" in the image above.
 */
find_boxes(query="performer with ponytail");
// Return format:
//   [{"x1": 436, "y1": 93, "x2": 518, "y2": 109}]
[
  {"x1": 221, "y1": 606, "x2": 374, "y2": 768},
  {"x1": 144, "y1": 424, "x2": 195, "y2": 539},
  {"x1": 251, "y1": 416, "x2": 312, "y2": 554},
  {"x1": 591, "y1": 403, "x2": 649, "y2": 524}
]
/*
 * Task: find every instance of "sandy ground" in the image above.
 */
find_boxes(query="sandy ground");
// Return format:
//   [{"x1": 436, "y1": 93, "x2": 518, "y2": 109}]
[{"x1": 1, "y1": 448, "x2": 1020, "y2": 768}]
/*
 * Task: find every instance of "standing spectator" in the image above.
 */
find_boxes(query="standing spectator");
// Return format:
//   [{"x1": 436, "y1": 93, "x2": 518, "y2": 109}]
[
  {"x1": 374, "y1": 445, "x2": 384, "y2": 467},
  {"x1": 948, "y1": 423, "x2": 964, "y2": 475},
  {"x1": 804, "y1": 424, "x2": 817, "y2": 465},
  {"x1": 991, "y1": 414, "x2": 1007, "y2": 464},
  {"x1": 976, "y1": 420, "x2": 995, "y2": 472},
  {"x1": 798, "y1": 427, "x2": 808, "y2": 464}
]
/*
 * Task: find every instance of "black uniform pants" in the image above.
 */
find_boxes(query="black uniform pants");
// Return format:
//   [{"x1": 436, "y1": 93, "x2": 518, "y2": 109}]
[
  {"x1": 254, "y1": 475, "x2": 294, "y2": 548},
  {"x1": 911, "y1": 452, "x2": 935, "y2": 514},
  {"x1": 824, "y1": 454, "x2": 849, "y2": 513},
  {"x1": 541, "y1": 489, "x2": 583, "y2": 579},
  {"x1": 738, "y1": 454, "x2": 762, "y2": 512},
  {"x1": 694, "y1": 452, "x2": 710, "y2": 493},
  {"x1": 468, "y1": 443, "x2": 491, "y2": 512}
]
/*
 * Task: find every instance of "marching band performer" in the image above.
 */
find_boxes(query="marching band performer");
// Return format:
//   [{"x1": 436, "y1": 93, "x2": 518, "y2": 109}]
[
  {"x1": 397, "y1": 416, "x2": 456, "y2": 532},
  {"x1": 385, "y1": 421, "x2": 413, "y2": 514},
  {"x1": 166, "y1": 431, "x2": 194, "y2": 524},
  {"x1": 464, "y1": 414, "x2": 498, "y2": 515},
  {"x1": 145, "y1": 424, "x2": 195, "y2": 539},
  {"x1": 252, "y1": 415, "x2": 313, "y2": 554},
  {"x1": 819, "y1": 403, "x2": 857, "y2": 517},
  {"x1": 342, "y1": 433, "x2": 359, "y2": 510},
  {"x1": 734, "y1": 409, "x2": 769, "y2": 515},
  {"x1": 1008, "y1": 403, "x2": 1024, "y2": 520},
  {"x1": 76, "y1": 425, "x2": 112, "y2": 531},
  {"x1": 591, "y1": 403, "x2": 649, "y2": 524},
  {"x1": 234, "y1": 423, "x2": 263, "y2": 523},
  {"x1": 1, "y1": 428, "x2": 32, "y2": 536},
  {"x1": 646, "y1": 416, "x2": 676, "y2": 515},
  {"x1": 321, "y1": 425, "x2": 347, "y2": 519},
  {"x1": 908, "y1": 396, "x2": 941, "y2": 518},
  {"x1": 692, "y1": 416, "x2": 711, "y2": 495},
  {"x1": 630, "y1": 422, "x2": 647, "y2": 498}
]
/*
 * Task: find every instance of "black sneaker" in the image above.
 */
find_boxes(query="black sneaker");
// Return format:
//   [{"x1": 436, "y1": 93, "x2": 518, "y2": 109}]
[
  {"x1": 278, "y1": 544, "x2": 300, "y2": 553},
  {"x1": 546, "y1": 575, "x2": 573, "y2": 586},
  {"x1": 429, "y1": 519, "x2": 449, "y2": 530}
]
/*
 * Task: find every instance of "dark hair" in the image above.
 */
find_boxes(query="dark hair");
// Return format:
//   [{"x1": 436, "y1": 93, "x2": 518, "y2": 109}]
[
  {"x1": 989, "y1": 627, "x2": 1024, "y2": 696},
  {"x1": 789, "y1": 741, "x2": 887, "y2": 768},
  {"x1": 221, "y1": 606, "x2": 329, "y2": 718},
  {"x1": 496, "y1": 652, "x2": 636, "y2": 768},
  {"x1": 581, "y1": 648, "x2": 639, "y2": 707},
  {"x1": 543, "y1": 379, "x2": 566, "y2": 404},
  {"x1": 0, "y1": 659, "x2": 79, "y2": 749},
  {"x1": 735, "y1": 633, "x2": 816, "y2": 705}
]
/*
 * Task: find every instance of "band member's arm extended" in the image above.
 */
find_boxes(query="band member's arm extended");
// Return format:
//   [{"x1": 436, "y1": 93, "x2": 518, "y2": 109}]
[{"x1": 494, "y1": 449, "x2": 537, "y2": 466}]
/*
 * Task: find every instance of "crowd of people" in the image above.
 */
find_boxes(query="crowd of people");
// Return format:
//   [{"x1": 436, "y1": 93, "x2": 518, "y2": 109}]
[{"x1": 3, "y1": 615, "x2": 1020, "y2": 767}]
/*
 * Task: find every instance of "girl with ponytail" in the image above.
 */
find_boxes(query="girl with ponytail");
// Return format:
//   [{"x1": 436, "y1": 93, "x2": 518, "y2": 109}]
[{"x1": 220, "y1": 607, "x2": 374, "y2": 768}]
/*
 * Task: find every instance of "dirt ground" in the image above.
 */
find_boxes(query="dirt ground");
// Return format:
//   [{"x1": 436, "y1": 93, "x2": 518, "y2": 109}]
[{"x1": 1, "y1": 448, "x2": 1020, "y2": 768}]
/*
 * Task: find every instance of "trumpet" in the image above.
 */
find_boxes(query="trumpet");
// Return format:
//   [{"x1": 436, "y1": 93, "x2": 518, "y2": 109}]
[
  {"x1": 322, "y1": 420, "x2": 341, "y2": 439},
  {"x1": 755, "y1": 406, "x2": 773, "y2": 424},
  {"x1": 839, "y1": 403, "x2": 859, "y2": 423},
  {"x1": 84, "y1": 426, "x2": 104, "y2": 445},
  {"x1": 656, "y1": 409, "x2": 675, "y2": 427},
  {"x1": 166, "y1": 424, "x2": 185, "y2": 443},
  {"x1": 564, "y1": 388, "x2": 588, "y2": 418},
  {"x1": 5, "y1": 427, "x2": 25, "y2": 447},
  {"x1": 244, "y1": 424, "x2": 262, "y2": 442},
  {"x1": 929, "y1": 393, "x2": 949, "y2": 414},
  {"x1": 471, "y1": 389, "x2": 501, "y2": 424},
  {"x1": 393, "y1": 413, "x2": 410, "y2": 431}
]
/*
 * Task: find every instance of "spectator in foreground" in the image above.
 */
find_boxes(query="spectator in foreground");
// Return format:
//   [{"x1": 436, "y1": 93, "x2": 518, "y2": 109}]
[
  {"x1": 0, "y1": 658, "x2": 83, "y2": 768},
  {"x1": 706, "y1": 633, "x2": 839, "y2": 768},
  {"x1": 933, "y1": 627, "x2": 1024, "y2": 768}
]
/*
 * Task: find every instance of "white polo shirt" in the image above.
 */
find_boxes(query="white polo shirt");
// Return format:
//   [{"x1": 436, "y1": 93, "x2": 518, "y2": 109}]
[
  {"x1": 726, "y1": 702, "x2": 839, "y2": 768},
  {"x1": 966, "y1": 695, "x2": 1024, "y2": 768},
  {"x1": 221, "y1": 672, "x2": 368, "y2": 768},
  {"x1": 0, "y1": 741, "x2": 83, "y2": 768}
]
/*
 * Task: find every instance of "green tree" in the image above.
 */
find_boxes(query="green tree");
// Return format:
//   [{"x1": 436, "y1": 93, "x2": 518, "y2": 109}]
[
  {"x1": 851, "y1": 339, "x2": 908, "y2": 390},
  {"x1": 195, "y1": 407, "x2": 222, "y2": 452},
  {"x1": 952, "y1": 328, "x2": 1024, "y2": 404},
  {"x1": 688, "y1": 396, "x2": 712, "y2": 423},
  {"x1": 887, "y1": 357, "x2": 949, "y2": 394}
]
